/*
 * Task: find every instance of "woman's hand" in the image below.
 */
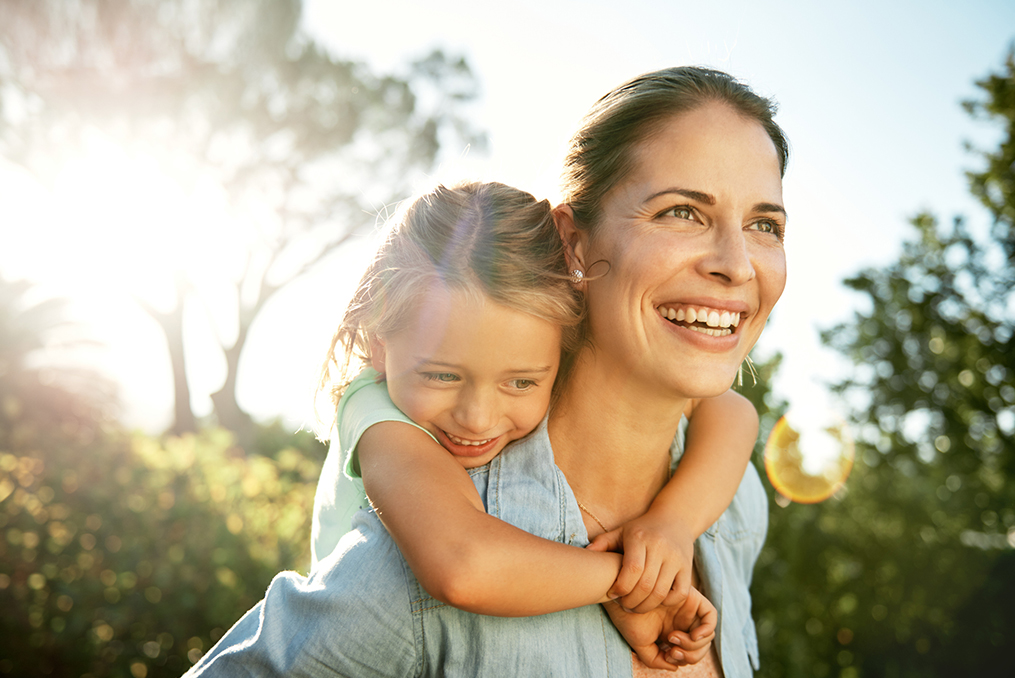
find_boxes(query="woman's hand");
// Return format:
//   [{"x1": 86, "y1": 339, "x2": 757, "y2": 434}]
[
  {"x1": 603, "y1": 586, "x2": 717, "y2": 670},
  {"x1": 586, "y1": 510, "x2": 695, "y2": 613}
]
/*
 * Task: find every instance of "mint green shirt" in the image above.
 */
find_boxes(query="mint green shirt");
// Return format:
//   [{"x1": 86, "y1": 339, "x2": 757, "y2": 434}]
[{"x1": 310, "y1": 367, "x2": 438, "y2": 568}]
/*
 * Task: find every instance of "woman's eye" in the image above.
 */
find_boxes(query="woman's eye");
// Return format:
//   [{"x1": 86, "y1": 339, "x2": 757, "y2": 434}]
[
  {"x1": 750, "y1": 219, "x2": 785, "y2": 239},
  {"x1": 423, "y1": 372, "x2": 459, "y2": 383},
  {"x1": 667, "y1": 206, "x2": 694, "y2": 220}
]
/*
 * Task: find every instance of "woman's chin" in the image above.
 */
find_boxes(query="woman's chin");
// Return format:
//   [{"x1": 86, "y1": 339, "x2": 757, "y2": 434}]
[{"x1": 665, "y1": 368, "x2": 744, "y2": 400}]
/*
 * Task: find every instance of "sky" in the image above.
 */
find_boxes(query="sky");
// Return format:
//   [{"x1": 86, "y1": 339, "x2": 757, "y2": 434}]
[{"x1": 2, "y1": 0, "x2": 1014, "y2": 437}]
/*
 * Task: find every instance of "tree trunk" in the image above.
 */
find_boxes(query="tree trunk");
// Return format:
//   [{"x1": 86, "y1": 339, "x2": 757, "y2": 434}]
[
  {"x1": 211, "y1": 321, "x2": 254, "y2": 450},
  {"x1": 139, "y1": 285, "x2": 197, "y2": 436},
  {"x1": 164, "y1": 301, "x2": 197, "y2": 435}
]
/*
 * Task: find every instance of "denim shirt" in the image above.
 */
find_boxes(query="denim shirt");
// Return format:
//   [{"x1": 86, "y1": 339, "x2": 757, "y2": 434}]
[{"x1": 185, "y1": 417, "x2": 767, "y2": 677}]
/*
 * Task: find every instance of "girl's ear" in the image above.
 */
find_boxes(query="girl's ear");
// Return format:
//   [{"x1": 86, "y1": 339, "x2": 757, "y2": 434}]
[
  {"x1": 368, "y1": 334, "x2": 386, "y2": 376},
  {"x1": 553, "y1": 203, "x2": 588, "y2": 272}
]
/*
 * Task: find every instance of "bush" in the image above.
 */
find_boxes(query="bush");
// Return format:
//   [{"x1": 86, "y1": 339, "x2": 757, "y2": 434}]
[{"x1": 0, "y1": 427, "x2": 322, "y2": 677}]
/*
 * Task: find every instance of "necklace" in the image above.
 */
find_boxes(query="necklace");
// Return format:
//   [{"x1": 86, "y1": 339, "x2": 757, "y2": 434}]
[{"x1": 575, "y1": 497, "x2": 608, "y2": 534}]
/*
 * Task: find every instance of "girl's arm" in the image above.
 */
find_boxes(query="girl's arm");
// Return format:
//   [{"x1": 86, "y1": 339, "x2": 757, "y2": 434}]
[
  {"x1": 587, "y1": 389, "x2": 759, "y2": 613},
  {"x1": 358, "y1": 421, "x2": 624, "y2": 616}
]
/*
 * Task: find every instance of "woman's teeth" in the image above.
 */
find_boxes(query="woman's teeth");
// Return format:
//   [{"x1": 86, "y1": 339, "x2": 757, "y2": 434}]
[
  {"x1": 446, "y1": 432, "x2": 493, "y2": 446},
  {"x1": 657, "y1": 305, "x2": 741, "y2": 336}
]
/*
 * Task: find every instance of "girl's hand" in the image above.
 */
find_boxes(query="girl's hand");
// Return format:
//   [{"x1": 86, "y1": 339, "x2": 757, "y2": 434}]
[
  {"x1": 586, "y1": 511, "x2": 694, "y2": 613},
  {"x1": 603, "y1": 586, "x2": 717, "y2": 670}
]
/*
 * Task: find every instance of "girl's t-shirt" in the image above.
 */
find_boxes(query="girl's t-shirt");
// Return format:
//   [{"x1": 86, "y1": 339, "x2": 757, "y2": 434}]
[{"x1": 310, "y1": 367, "x2": 438, "y2": 569}]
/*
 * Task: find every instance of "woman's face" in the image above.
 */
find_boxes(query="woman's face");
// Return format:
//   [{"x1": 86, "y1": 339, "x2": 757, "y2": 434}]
[{"x1": 574, "y1": 102, "x2": 787, "y2": 399}]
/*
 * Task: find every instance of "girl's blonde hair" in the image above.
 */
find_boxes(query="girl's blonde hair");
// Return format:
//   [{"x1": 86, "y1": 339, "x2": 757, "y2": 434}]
[{"x1": 318, "y1": 181, "x2": 583, "y2": 423}]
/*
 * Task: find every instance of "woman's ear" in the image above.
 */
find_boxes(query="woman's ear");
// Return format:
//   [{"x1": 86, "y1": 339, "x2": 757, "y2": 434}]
[
  {"x1": 368, "y1": 334, "x2": 386, "y2": 376},
  {"x1": 552, "y1": 203, "x2": 588, "y2": 273}
]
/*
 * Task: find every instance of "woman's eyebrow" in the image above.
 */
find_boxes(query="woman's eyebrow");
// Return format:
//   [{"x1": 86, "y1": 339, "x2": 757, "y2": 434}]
[
  {"x1": 645, "y1": 189, "x2": 786, "y2": 217},
  {"x1": 646, "y1": 188, "x2": 715, "y2": 205},
  {"x1": 754, "y1": 202, "x2": 787, "y2": 216}
]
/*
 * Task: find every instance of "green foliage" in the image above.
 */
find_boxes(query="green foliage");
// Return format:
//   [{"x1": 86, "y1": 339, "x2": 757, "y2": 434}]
[
  {"x1": 749, "y1": 50, "x2": 1015, "y2": 677},
  {"x1": 0, "y1": 428, "x2": 321, "y2": 677},
  {"x1": 0, "y1": 0, "x2": 485, "y2": 441},
  {"x1": 0, "y1": 274, "x2": 324, "y2": 676},
  {"x1": 965, "y1": 50, "x2": 1015, "y2": 265}
]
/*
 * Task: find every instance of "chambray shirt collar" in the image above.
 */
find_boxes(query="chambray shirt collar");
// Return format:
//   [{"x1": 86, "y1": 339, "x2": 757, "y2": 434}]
[{"x1": 481, "y1": 416, "x2": 590, "y2": 547}]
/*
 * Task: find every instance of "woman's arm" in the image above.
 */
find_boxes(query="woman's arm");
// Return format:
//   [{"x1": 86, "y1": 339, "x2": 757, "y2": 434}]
[
  {"x1": 588, "y1": 389, "x2": 759, "y2": 612},
  {"x1": 358, "y1": 421, "x2": 624, "y2": 616}
]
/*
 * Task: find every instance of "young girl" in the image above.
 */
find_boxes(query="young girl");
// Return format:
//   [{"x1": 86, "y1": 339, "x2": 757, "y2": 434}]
[{"x1": 314, "y1": 181, "x2": 759, "y2": 668}]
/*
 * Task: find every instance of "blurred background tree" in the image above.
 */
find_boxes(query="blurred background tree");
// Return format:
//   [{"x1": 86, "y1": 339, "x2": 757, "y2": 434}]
[
  {"x1": 0, "y1": 0, "x2": 483, "y2": 446},
  {"x1": 0, "y1": 0, "x2": 483, "y2": 675},
  {"x1": 746, "y1": 50, "x2": 1015, "y2": 677}
]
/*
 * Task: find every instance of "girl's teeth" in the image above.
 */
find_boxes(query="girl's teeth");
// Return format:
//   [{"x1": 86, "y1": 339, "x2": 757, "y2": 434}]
[
  {"x1": 448, "y1": 433, "x2": 492, "y2": 446},
  {"x1": 686, "y1": 308, "x2": 697, "y2": 323},
  {"x1": 707, "y1": 311, "x2": 720, "y2": 327}
]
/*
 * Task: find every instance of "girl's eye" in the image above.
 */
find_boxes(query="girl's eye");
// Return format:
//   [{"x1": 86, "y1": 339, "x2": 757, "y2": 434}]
[
  {"x1": 423, "y1": 372, "x2": 459, "y2": 383},
  {"x1": 508, "y1": 379, "x2": 537, "y2": 391}
]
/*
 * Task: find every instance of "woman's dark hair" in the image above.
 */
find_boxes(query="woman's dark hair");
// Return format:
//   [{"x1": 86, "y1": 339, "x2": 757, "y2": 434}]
[{"x1": 561, "y1": 66, "x2": 789, "y2": 231}]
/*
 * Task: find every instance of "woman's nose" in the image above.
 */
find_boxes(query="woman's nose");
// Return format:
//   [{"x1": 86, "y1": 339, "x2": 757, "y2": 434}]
[
  {"x1": 701, "y1": 222, "x2": 756, "y2": 285},
  {"x1": 452, "y1": 390, "x2": 498, "y2": 434}
]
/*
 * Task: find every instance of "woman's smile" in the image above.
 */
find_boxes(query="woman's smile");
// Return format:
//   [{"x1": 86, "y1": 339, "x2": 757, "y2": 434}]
[
  {"x1": 656, "y1": 304, "x2": 743, "y2": 336},
  {"x1": 571, "y1": 101, "x2": 787, "y2": 398}
]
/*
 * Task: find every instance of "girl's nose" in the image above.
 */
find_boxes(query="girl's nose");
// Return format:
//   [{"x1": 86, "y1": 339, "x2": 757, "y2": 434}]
[{"x1": 452, "y1": 389, "x2": 498, "y2": 435}]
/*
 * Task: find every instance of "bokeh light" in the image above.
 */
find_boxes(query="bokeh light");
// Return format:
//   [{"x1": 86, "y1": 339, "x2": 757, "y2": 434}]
[{"x1": 765, "y1": 406, "x2": 855, "y2": 504}]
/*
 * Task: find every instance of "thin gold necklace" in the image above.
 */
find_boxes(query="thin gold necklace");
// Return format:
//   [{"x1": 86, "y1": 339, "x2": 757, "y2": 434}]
[{"x1": 575, "y1": 497, "x2": 608, "y2": 534}]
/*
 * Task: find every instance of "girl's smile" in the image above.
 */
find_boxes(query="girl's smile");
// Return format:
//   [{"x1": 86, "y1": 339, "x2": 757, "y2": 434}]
[{"x1": 371, "y1": 285, "x2": 562, "y2": 468}]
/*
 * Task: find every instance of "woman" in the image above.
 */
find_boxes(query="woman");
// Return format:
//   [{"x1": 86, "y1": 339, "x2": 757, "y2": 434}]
[
  {"x1": 551, "y1": 65, "x2": 786, "y2": 675},
  {"x1": 185, "y1": 66, "x2": 787, "y2": 678}
]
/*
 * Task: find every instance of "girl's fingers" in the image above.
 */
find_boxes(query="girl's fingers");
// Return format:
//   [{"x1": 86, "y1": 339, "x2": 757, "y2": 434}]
[
  {"x1": 586, "y1": 528, "x2": 623, "y2": 553},
  {"x1": 611, "y1": 544, "x2": 647, "y2": 600},
  {"x1": 693, "y1": 598, "x2": 718, "y2": 640},
  {"x1": 634, "y1": 643, "x2": 680, "y2": 671},
  {"x1": 631, "y1": 557, "x2": 679, "y2": 613},
  {"x1": 622, "y1": 547, "x2": 663, "y2": 611},
  {"x1": 669, "y1": 630, "x2": 714, "y2": 651}
]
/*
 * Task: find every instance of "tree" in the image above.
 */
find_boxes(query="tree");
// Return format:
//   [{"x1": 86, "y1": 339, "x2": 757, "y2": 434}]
[
  {"x1": 0, "y1": 275, "x2": 115, "y2": 449},
  {"x1": 750, "y1": 51, "x2": 1015, "y2": 677},
  {"x1": 0, "y1": 0, "x2": 483, "y2": 444}
]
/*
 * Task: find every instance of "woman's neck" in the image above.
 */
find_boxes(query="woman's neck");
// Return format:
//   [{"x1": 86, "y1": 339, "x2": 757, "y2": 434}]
[{"x1": 548, "y1": 350, "x2": 689, "y2": 526}]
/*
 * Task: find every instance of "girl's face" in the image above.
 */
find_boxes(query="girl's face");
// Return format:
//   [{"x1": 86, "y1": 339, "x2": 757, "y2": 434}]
[
  {"x1": 566, "y1": 102, "x2": 787, "y2": 399},
  {"x1": 371, "y1": 285, "x2": 561, "y2": 469}
]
